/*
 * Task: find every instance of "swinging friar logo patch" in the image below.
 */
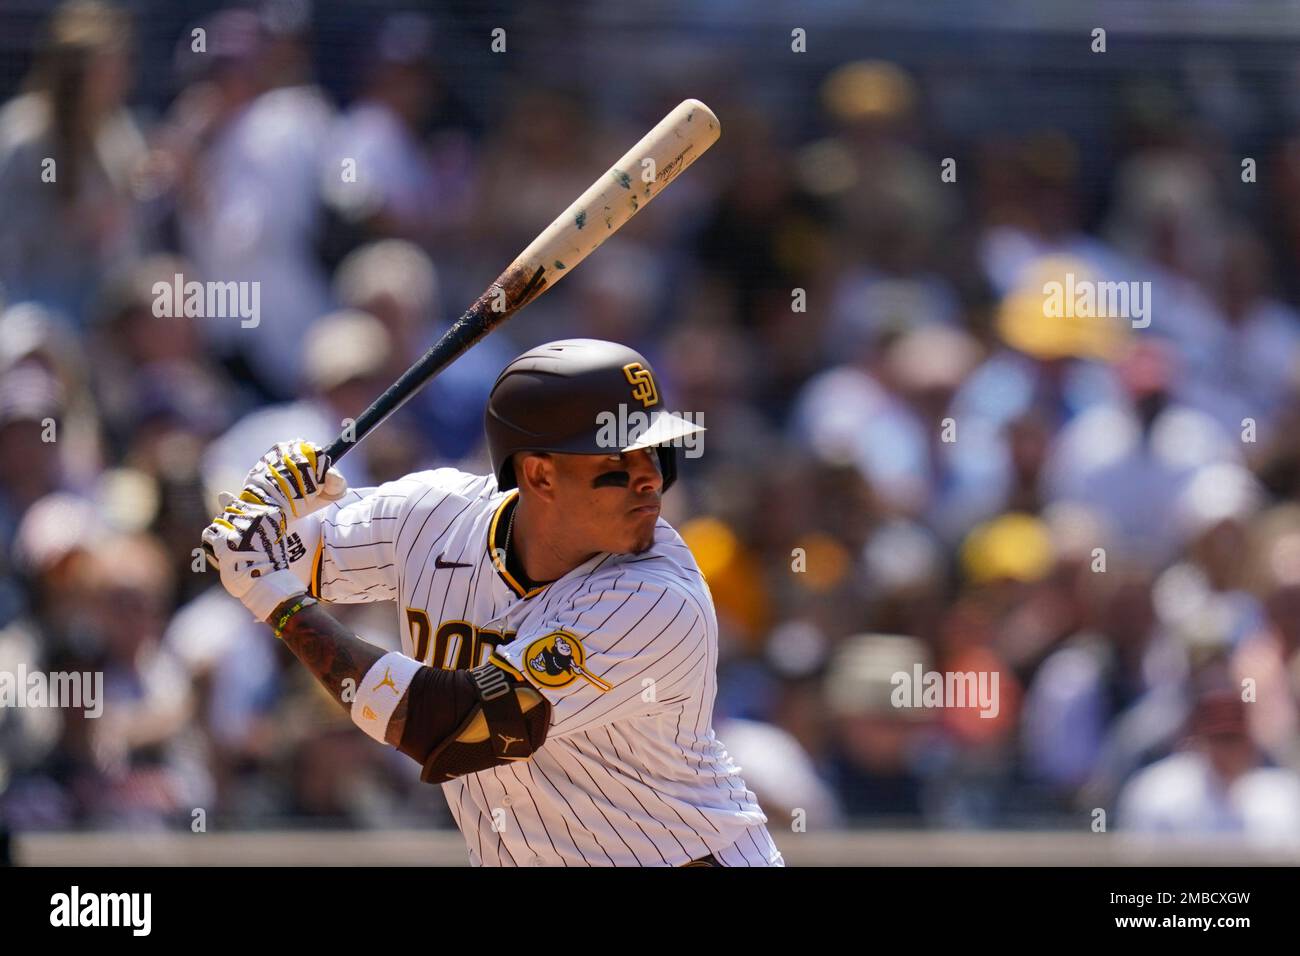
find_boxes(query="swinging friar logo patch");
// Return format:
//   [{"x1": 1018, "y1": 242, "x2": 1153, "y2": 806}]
[{"x1": 524, "y1": 631, "x2": 612, "y2": 692}]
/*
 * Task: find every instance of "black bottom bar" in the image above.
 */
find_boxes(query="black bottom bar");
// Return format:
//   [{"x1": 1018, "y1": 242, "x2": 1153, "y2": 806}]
[{"x1": 0, "y1": 865, "x2": 1288, "y2": 941}]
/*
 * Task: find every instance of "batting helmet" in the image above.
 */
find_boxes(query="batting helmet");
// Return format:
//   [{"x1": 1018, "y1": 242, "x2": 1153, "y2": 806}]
[{"x1": 485, "y1": 338, "x2": 702, "y2": 492}]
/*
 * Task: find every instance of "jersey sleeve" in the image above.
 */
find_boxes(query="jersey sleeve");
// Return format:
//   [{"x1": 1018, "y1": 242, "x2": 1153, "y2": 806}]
[
  {"x1": 278, "y1": 474, "x2": 417, "y2": 603},
  {"x1": 285, "y1": 467, "x2": 494, "y2": 604},
  {"x1": 491, "y1": 573, "x2": 712, "y2": 738},
  {"x1": 283, "y1": 483, "x2": 403, "y2": 604}
]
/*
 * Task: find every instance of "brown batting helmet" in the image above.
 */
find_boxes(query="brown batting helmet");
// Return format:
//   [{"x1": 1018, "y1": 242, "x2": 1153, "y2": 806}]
[{"x1": 484, "y1": 339, "x2": 702, "y2": 491}]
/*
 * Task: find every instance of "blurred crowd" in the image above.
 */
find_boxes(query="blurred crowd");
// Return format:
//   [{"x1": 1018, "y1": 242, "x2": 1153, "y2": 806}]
[{"x1": 3, "y1": 0, "x2": 1300, "y2": 844}]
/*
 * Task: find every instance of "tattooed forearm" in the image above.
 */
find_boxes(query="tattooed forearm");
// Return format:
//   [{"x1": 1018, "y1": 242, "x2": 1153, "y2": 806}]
[
  {"x1": 273, "y1": 602, "x2": 409, "y2": 743},
  {"x1": 276, "y1": 603, "x2": 384, "y2": 703}
]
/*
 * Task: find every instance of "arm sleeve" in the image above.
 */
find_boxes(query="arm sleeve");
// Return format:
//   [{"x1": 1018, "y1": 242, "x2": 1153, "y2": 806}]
[{"x1": 491, "y1": 575, "x2": 712, "y2": 739}]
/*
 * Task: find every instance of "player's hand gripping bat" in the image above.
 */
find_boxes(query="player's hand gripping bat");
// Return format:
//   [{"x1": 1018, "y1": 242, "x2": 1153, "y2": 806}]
[{"x1": 322, "y1": 98, "x2": 721, "y2": 464}]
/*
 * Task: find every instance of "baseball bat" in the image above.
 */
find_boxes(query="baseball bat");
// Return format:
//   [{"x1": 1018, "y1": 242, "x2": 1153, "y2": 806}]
[{"x1": 322, "y1": 98, "x2": 721, "y2": 464}]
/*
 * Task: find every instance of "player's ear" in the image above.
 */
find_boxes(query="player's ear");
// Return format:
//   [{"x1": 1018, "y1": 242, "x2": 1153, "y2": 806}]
[{"x1": 517, "y1": 452, "x2": 558, "y2": 501}]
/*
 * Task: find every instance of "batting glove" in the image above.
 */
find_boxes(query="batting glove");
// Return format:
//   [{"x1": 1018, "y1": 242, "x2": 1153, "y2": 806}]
[
  {"x1": 201, "y1": 497, "x2": 308, "y2": 622},
  {"x1": 241, "y1": 439, "x2": 348, "y2": 520}
]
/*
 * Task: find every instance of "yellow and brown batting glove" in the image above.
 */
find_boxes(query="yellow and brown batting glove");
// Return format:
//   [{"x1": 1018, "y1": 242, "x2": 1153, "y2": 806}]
[{"x1": 241, "y1": 439, "x2": 348, "y2": 520}]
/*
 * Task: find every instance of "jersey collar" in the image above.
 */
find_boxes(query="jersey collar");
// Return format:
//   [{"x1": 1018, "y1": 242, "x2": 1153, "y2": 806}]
[{"x1": 487, "y1": 491, "x2": 549, "y2": 599}]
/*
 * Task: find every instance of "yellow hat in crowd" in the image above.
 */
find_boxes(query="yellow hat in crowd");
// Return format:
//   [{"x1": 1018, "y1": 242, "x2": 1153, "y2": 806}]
[
  {"x1": 821, "y1": 60, "x2": 917, "y2": 123},
  {"x1": 997, "y1": 256, "x2": 1129, "y2": 362},
  {"x1": 961, "y1": 512, "x2": 1055, "y2": 584}
]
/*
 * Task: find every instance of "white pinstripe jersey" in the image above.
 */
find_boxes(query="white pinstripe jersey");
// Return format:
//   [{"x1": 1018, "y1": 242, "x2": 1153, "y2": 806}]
[{"x1": 285, "y1": 467, "x2": 784, "y2": 867}]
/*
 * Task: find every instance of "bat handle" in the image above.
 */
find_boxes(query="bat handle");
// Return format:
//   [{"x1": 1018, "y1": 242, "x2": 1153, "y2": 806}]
[{"x1": 322, "y1": 436, "x2": 352, "y2": 464}]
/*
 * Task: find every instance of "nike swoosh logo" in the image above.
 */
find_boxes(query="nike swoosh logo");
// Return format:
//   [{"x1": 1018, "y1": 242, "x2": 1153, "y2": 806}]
[{"x1": 435, "y1": 555, "x2": 474, "y2": 569}]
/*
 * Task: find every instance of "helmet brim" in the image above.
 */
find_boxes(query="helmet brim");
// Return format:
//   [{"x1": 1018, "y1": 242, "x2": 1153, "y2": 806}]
[{"x1": 619, "y1": 409, "x2": 705, "y2": 453}]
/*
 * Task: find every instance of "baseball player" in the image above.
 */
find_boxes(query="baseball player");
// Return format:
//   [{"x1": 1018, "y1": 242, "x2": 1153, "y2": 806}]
[{"x1": 202, "y1": 339, "x2": 784, "y2": 866}]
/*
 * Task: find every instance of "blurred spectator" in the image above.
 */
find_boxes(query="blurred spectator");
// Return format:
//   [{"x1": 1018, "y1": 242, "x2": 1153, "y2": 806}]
[
  {"x1": 1021, "y1": 566, "x2": 1159, "y2": 798},
  {"x1": 320, "y1": 13, "x2": 476, "y2": 251},
  {"x1": 1226, "y1": 504, "x2": 1300, "y2": 773},
  {"x1": 0, "y1": 365, "x2": 67, "y2": 549},
  {"x1": 790, "y1": 335, "x2": 933, "y2": 518},
  {"x1": 0, "y1": 301, "x2": 104, "y2": 494},
  {"x1": 74, "y1": 533, "x2": 211, "y2": 828},
  {"x1": 1181, "y1": 230, "x2": 1300, "y2": 440},
  {"x1": 92, "y1": 254, "x2": 237, "y2": 453},
  {"x1": 821, "y1": 634, "x2": 942, "y2": 823},
  {"x1": 1043, "y1": 339, "x2": 1241, "y2": 565},
  {"x1": 1117, "y1": 664, "x2": 1300, "y2": 842},
  {"x1": 804, "y1": 61, "x2": 956, "y2": 292},
  {"x1": 0, "y1": 0, "x2": 145, "y2": 317},
  {"x1": 976, "y1": 132, "x2": 1126, "y2": 297},
  {"x1": 160, "y1": 7, "x2": 335, "y2": 398},
  {"x1": 88, "y1": 256, "x2": 238, "y2": 597}
]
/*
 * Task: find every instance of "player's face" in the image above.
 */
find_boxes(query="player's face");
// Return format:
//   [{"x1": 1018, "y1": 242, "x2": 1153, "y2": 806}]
[{"x1": 553, "y1": 449, "x2": 663, "y2": 554}]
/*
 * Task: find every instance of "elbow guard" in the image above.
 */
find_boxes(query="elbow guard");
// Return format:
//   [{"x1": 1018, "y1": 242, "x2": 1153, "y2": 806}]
[{"x1": 397, "y1": 662, "x2": 550, "y2": 784}]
